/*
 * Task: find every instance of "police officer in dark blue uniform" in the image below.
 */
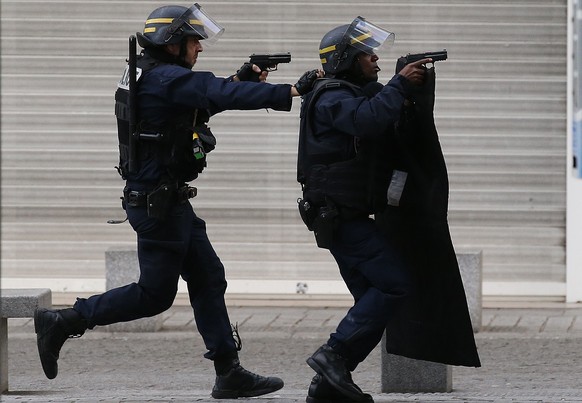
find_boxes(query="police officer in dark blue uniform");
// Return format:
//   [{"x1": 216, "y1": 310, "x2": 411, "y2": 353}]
[
  {"x1": 33, "y1": 3, "x2": 318, "y2": 399},
  {"x1": 297, "y1": 17, "x2": 479, "y2": 402}
]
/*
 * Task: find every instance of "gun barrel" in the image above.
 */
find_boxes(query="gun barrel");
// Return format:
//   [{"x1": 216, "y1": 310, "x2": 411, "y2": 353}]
[
  {"x1": 406, "y1": 49, "x2": 448, "y2": 63},
  {"x1": 249, "y1": 52, "x2": 291, "y2": 69},
  {"x1": 425, "y1": 50, "x2": 447, "y2": 61}
]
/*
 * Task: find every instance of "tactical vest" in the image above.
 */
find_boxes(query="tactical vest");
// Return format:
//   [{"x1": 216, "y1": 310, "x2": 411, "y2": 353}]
[
  {"x1": 297, "y1": 79, "x2": 394, "y2": 214},
  {"x1": 114, "y1": 53, "x2": 216, "y2": 183}
]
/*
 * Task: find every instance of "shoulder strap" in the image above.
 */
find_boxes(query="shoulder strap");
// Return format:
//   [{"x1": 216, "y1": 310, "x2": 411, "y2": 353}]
[{"x1": 304, "y1": 78, "x2": 361, "y2": 116}]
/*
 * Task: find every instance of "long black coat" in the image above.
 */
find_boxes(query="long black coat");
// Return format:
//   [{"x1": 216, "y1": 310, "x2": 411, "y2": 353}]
[{"x1": 375, "y1": 68, "x2": 481, "y2": 367}]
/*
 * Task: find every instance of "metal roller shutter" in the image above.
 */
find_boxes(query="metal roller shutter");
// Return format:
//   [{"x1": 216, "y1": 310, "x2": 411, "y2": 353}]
[{"x1": 1, "y1": 0, "x2": 567, "y2": 301}]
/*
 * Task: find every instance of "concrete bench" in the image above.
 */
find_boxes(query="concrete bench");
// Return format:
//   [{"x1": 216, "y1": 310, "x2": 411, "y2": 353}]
[
  {"x1": 0, "y1": 288, "x2": 52, "y2": 393},
  {"x1": 105, "y1": 247, "x2": 163, "y2": 332},
  {"x1": 381, "y1": 251, "x2": 482, "y2": 393}
]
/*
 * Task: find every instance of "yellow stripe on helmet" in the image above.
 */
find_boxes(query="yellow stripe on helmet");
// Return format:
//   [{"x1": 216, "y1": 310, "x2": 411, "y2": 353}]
[
  {"x1": 146, "y1": 18, "x2": 174, "y2": 25},
  {"x1": 319, "y1": 44, "x2": 336, "y2": 55},
  {"x1": 145, "y1": 18, "x2": 203, "y2": 26}
]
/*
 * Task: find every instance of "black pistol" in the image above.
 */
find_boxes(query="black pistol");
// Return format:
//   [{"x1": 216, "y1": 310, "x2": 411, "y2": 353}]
[
  {"x1": 248, "y1": 52, "x2": 292, "y2": 72},
  {"x1": 396, "y1": 49, "x2": 447, "y2": 73}
]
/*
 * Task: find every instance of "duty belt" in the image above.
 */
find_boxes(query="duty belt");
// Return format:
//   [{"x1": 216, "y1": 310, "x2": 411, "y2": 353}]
[{"x1": 123, "y1": 185, "x2": 197, "y2": 207}]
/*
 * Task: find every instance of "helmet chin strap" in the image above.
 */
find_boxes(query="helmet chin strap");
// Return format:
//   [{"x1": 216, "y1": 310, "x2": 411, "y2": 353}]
[
  {"x1": 178, "y1": 39, "x2": 193, "y2": 68},
  {"x1": 147, "y1": 43, "x2": 192, "y2": 69},
  {"x1": 337, "y1": 56, "x2": 370, "y2": 86}
]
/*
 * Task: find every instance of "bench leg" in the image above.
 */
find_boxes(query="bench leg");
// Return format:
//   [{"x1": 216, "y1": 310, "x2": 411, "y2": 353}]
[{"x1": 0, "y1": 318, "x2": 7, "y2": 393}]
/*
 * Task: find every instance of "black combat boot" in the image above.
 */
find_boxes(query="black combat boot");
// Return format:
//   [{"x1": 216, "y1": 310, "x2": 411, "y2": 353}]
[
  {"x1": 306, "y1": 374, "x2": 374, "y2": 403},
  {"x1": 34, "y1": 308, "x2": 87, "y2": 379},
  {"x1": 211, "y1": 355, "x2": 284, "y2": 399},
  {"x1": 307, "y1": 344, "x2": 369, "y2": 402}
]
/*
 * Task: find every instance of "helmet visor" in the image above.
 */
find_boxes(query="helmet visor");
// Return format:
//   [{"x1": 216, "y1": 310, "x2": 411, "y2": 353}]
[
  {"x1": 345, "y1": 17, "x2": 394, "y2": 55},
  {"x1": 165, "y1": 3, "x2": 225, "y2": 45}
]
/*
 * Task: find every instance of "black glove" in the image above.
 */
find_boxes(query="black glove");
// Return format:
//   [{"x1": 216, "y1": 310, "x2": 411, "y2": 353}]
[
  {"x1": 294, "y1": 69, "x2": 320, "y2": 96},
  {"x1": 236, "y1": 62, "x2": 260, "y2": 82}
]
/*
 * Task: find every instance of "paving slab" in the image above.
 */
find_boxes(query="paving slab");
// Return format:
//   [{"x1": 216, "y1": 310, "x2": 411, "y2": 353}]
[{"x1": 3, "y1": 305, "x2": 582, "y2": 402}]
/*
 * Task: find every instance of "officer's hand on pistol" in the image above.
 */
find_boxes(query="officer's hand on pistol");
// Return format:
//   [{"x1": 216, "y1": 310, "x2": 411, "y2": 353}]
[
  {"x1": 234, "y1": 63, "x2": 268, "y2": 82},
  {"x1": 397, "y1": 58, "x2": 432, "y2": 86}
]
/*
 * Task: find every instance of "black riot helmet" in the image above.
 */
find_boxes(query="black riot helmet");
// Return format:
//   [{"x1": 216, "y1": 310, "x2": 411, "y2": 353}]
[
  {"x1": 319, "y1": 16, "x2": 395, "y2": 76},
  {"x1": 136, "y1": 3, "x2": 224, "y2": 49}
]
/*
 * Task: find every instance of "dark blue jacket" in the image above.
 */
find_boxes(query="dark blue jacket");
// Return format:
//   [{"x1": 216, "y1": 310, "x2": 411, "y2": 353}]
[
  {"x1": 310, "y1": 75, "x2": 408, "y2": 143},
  {"x1": 129, "y1": 62, "x2": 292, "y2": 187}
]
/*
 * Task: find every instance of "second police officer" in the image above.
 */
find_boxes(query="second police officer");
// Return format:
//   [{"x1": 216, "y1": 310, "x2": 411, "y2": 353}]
[
  {"x1": 297, "y1": 17, "x2": 481, "y2": 402},
  {"x1": 34, "y1": 3, "x2": 318, "y2": 399}
]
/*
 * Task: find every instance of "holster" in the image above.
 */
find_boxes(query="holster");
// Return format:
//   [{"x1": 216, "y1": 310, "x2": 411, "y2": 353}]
[
  {"x1": 147, "y1": 183, "x2": 178, "y2": 220},
  {"x1": 298, "y1": 196, "x2": 339, "y2": 249},
  {"x1": 297, "y1": 198, "x2": 317, "y2": 231},
  {"x1": 312, "y1": 203, "x2": 339, "y2": 250}
]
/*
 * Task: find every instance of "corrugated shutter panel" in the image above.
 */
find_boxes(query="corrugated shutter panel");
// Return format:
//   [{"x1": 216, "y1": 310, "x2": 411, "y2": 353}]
[{"x1": 1, "y1": 0, "x2": 567, "y2": 298}]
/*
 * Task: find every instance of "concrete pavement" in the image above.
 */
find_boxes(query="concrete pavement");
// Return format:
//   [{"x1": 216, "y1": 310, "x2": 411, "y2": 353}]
[{"x1": 3, "y1": 303, "x2": 582, "y2": 402}]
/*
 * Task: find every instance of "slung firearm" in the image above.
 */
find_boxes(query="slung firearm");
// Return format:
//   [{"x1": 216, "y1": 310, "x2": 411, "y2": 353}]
[
  {"x1": 128, "y1": 35, "x2": 138, "y2": 174},
  {"x1": 249, "y1": 52, "x2": 291, "y2": 72}
]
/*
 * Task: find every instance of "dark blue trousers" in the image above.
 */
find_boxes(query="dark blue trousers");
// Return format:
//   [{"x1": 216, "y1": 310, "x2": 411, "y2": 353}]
[
  {"x1": 327, "y1": 217, "x2": 412, "y2": 371},
  {"x1": 74, "y1": 202, "x2": 236, "y2": 360}
]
